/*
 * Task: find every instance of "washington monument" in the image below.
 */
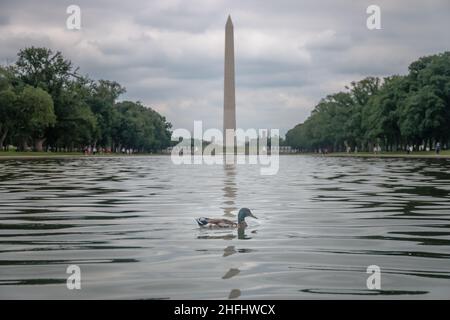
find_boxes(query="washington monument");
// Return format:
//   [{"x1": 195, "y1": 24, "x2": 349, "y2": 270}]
[{"x1": 223, "y1": 15, "x2": 236, "y2": 150}]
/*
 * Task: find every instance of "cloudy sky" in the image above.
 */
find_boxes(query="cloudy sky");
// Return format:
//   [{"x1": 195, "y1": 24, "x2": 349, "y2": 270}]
[{"x1": 0, "y1": 0, "x2": 449, "y2": 135}]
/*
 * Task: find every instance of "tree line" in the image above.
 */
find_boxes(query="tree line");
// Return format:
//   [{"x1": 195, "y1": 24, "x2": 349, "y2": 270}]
[
  {"x1": 0, "y1": 47, "x2": 172, "y2": 152},
  {"x1": 286, "y1": 52, "x2": 450, "y2": 152}
]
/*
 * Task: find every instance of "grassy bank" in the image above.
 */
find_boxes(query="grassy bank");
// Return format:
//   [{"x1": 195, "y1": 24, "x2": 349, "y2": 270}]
[
  {"x1": 1, "y1": 150, "x2": 450, "y2": 160},
  {"x1": 0, "y1": 151, "x2": 167, "y2": 159},
  {"x1": 318, "y1": 150, "x2": 450, "y2": 158},
  {"x1": 0, "y1": 151, "x2": 83, "y2": 157}
]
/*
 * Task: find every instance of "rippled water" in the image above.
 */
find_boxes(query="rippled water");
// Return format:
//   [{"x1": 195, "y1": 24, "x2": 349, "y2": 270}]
[{"x1": 1, "y1": 155, "x2": 450, "y2": 299}]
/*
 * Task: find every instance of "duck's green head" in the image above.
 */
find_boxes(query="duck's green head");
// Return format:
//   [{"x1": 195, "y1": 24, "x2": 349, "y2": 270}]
[{"x1": 238, "y1": 208, "x2": 257, "y2": 223}]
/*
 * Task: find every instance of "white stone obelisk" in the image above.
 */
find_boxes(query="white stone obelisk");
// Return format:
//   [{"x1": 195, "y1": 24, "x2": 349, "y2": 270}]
[{"x1": 223, "y1": 15, "x2": 236, "y2": 152}]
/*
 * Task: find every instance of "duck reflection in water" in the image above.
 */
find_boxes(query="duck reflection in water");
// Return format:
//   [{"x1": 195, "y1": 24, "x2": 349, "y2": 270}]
[
  {"x1": 223, "y1": 164, "x2": 237, "y2": 217},
  {"x1": 196, "y1": 223, "x2": 254, "y2": 240}
]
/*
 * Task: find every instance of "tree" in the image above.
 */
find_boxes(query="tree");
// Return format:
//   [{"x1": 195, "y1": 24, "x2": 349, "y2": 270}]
[
  {"x1": 286, "y1": 52, "x2": 450, "y2": 152},
  {"x1": 88, "y1": 80, "x2": 126, "y2": 148},
  {"x1": 345, "y1": 77, "x2": 381, "y2": 150},
  {"x1": 114, "y1": 101, "x2": 172, "y2": 152},
  {"x1": 18, "y1": 86, "x2": 55, "y2": 151},
  {"x1": 14, "y1": 47, "x2": 75, "y2": 95},
  {"x1": 48, "y1": 77, "x2": 98, "y2": 150},
  {"x1": 404, "y1": 52, "x2": 450, "y2": 146},
  {"x1": 363, "y1": 76, "x2": 407, "y2": 150},
  {"x1": 0, "y1": 89, "x2": 17, "y2": 149},
  {"x1": 1, "y1": 46, "x2": 173, "y2": 153},
  {"x1": 0, "y1": 67, "x2": 18, "y2": 149}
]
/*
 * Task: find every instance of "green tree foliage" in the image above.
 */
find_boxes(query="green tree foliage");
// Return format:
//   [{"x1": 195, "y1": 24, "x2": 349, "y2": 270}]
[
  {"x1": 0, "y1": 67, "x2": 18, "y2": 148},
  {"x1": 286, "y1": 52, "x2": 450, "y2": 152},
  {"x1": 49, "y1": 77, "x2": 98, "y2": 149},
  {"x1": 114, "y1": 101, "x2": 172, "y2": 152},
  {"x1": 17, "y1": 86, "x2": 55, "y2": 151},
  {"x1": 0, "y1": 47, "x2": 172, "y2": 152},
  {"x1": 88, "y1": 80, "x2": 126, "y2": 148},
  {"x1": 363, "y1": 76, "x2": 406, "y2": 150}
]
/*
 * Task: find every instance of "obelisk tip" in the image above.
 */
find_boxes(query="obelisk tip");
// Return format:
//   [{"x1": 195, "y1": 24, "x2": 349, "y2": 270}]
[{"x1": 226, "y1": 15, "x2": 233, "y2": 26}]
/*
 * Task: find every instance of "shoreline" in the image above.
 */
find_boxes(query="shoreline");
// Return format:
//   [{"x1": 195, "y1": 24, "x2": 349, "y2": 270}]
[
  {"x1": 0, "y1": 152, "x2": 168, "y2": 160},
  {"x1": 1, "y1": 151, "x2": 450, "y2": 160},
  {"x1": 322, "y1": 152, "x2": 450, "y2": 159}
]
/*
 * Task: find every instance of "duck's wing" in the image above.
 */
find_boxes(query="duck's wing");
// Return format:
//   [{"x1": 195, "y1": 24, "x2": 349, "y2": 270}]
[
  {"x1": 196, "y1": 217, "x2": 236, "y2": 228},
  {"x1": 208, "y1": 218, "x2": 237, "y2": 228}
]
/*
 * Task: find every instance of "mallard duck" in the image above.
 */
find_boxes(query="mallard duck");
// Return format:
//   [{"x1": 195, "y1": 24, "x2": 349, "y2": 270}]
[{"x1": 196, "y1": 208, "x2": 257, "y2": 228}]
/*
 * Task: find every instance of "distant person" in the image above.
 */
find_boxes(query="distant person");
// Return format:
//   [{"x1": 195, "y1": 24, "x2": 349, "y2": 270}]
[
  {"x1": 436, "y1": 142, "x2": 441, "y2": 154},
  {"x1": 93, "y1": 147, "x2": 97, "y2": 155},
  {"x1": 354, "y1": 146, "x2": 358, "y2": 153}
]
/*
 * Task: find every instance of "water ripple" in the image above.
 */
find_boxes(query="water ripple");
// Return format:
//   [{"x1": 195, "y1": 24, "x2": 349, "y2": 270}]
[{"x1": 0, "y1": 156, "x2": 450, "y2": 299}]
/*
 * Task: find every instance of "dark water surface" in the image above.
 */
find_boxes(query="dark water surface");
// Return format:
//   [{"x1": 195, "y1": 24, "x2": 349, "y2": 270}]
[{"x1": 0, "y1": 155, "x2": 449, "y2": 299}]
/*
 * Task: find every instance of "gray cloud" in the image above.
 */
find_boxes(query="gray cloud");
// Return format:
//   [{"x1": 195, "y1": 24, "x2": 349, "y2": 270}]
[
  {"x1": 0, "y1": 0, "x2": 449, "y2": 135},
  {"x1": 0, "y1": 15, "x2": 9, "y2": 26}
]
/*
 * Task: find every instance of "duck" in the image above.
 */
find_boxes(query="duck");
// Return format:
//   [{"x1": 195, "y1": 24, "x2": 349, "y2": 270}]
[{"x1": 196, "y1": 208, "x2": 257, "y2": 228}]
